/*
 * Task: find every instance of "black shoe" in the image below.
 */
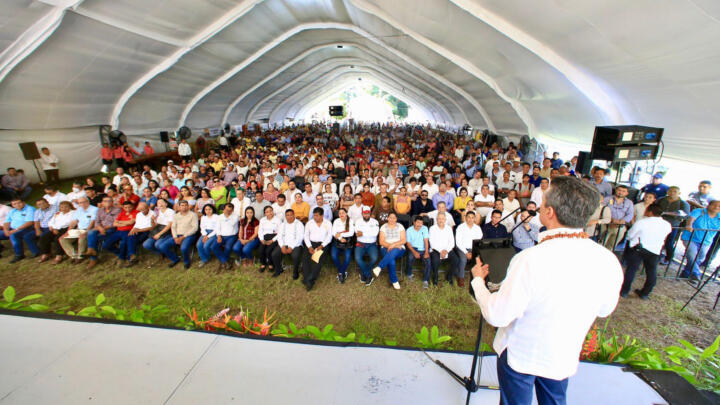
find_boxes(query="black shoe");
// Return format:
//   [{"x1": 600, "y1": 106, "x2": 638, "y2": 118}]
[
  {"x1": 168, "y1": 260, "x2": 180, "y2": 268},
  {"x1": 9, "y1": 256, "x2": 25, "y2": 264},
  {"x1": 305, "y1": 282, "x2": 313, "y2": 291},
  {"x1": 292, "y1": 270, "x2": 299, "y2": 280},
  {"x1": 259, "y1": 266, "x2": 265, "y2": 273},
  {"x1": 271, "y1": 268, "x2": 284, "y2": 278},
  {"x1": 365, "y1": 276, "x2": 374, "y2": 286},
  {"x1": 184, "y1": 262, "x2": 191, "y2": 270},
  {"x1": 620, "y1": 292, "x2": 629, "y2": 298},
  {"x1": 340, "y1": 272, "x2": 347, "y2": 284},
  {"x1": 659, "y1": 259, "x2": 670, "y2": 266},
  {"x1": 633, "y1": 289, "x2": 649, "y2": 300},
  {"x1": 360, "y1": 274, "x2": 367, "y2": 283}
]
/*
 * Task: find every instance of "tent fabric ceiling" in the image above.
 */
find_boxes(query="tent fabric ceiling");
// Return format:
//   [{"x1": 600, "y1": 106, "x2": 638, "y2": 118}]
[{"x1": 0, "y1": 0, "x2": 719, "y2": 166}]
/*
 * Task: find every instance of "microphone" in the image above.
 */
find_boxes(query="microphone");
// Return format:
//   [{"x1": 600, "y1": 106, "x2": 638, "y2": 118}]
[
  {"x1": 499, "y1": 206, "x2": 522, "y2": 224},
  {"x1": 509, "y1": 213, "x2": 534, "y2": 234}
]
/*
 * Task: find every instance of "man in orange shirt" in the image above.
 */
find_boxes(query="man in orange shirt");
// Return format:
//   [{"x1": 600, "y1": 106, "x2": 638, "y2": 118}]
[{"x1": 143, "y1": 141, "x2": 155, "y2": 155}]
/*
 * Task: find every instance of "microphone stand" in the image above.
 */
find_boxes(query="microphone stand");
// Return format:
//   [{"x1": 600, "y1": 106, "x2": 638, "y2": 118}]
[
  {"x1": 499, "y1": 206, "x2": 522, "y2": 225},
  {"x1": 509, "y1": 212, "x2": 536, "y2": 234}
]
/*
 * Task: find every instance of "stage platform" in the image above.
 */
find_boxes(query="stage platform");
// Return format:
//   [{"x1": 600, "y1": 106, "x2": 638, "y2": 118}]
[{"x1": 0, "y1": 314, "x2": 667, "y2": 404}]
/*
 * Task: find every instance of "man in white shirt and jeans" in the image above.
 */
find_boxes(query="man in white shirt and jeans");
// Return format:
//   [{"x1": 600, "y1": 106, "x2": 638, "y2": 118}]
[
  {"x1": 470, "y1": 176, "x2": 622, "y2": 405},
  {"x1": 620, "y1": 203, "x2": 671, "y2": 299}
]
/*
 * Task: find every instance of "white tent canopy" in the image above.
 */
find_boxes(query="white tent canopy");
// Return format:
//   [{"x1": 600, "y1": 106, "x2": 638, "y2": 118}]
[{"x1": 1, "y1": 0, "x2": 719, "y2": 179}]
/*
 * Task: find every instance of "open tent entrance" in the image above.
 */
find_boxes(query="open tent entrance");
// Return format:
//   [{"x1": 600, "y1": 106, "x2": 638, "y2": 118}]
[{"x1": 301, "y1": 82, "x2": 430, "y2": 124}]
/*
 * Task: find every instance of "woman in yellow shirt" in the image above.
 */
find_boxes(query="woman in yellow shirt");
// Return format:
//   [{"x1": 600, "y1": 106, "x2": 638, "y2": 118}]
[
  {"x1": 393, "y1": 186, "x2": 411, "y2": 215},
  {"x1": 291, "y1": 193, "x2": 310, "y2": 223},
  {"x1": 453, "y1": 187, "x2": 473, "y2": 222}
]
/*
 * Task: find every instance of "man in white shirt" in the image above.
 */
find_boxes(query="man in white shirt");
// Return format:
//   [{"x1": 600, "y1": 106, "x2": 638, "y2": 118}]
[
  {"x1": 428, "y1": 212, "x2": 456, "y2": 286},
  {"x1": 468, "y1": 171, "x2": 483, "y2": 197},
  {"x1": 453, "y1": 211, "x2": 483, "y2": 287},
  {"x1": 212, "y1": 203, "x2": 239, "y2": 271},
  {"x1": 42, "y1": 186, "x2": 68, "y2": 209},
  {"x1": 230, "y1": 189, "x2": 251, "y2": 218},
  {"x1": 126, "y1": 202, "x2": 154, "y2": 266},
  {"x1": 428, "y1": 202, "x2": 455, "y2": 227},
  {"x1": 473, "y1": 185, "x2": 495, "y2": 222},
  {"x1": 301, "y1": 183, "x2": 316, "y2": 205},
  {"x1": 177, "y1": 139, "x2": 193, "y2": 162},
  {"x1": 271, "y1": 209, "x2": 305, "y2": 278},
  {"x1": 354, "y1": 207, "x2": 380, "y2": 284},
  {"x1": 39, "y1": 147, "x2": 60, "y2": 184},
  {"x1": 530, "y1": 178, "x2": 549, "y2": 205},
  {"x1": 66, "y1": 182, "x2": 87, "y2": 209},
  {"x1": 421, "y1": 176, "x2": 439, "y2": 199},
  {"x1": 302, "y1": 207, "x2": 332, "y2": 291},
  {"x1": 271, "y1": 194, "x2": 290, "y2": 222},
  {"x1": 620, "y1": 204, "x2": 671, "y2": 299},
  {"x1": 112, "y1": 167, "x2": 132, "y2": 187},
  {"x1": 347, "y1": 194, "x2": 368, "y2": 223},
  {"x1": 470, "y1": 176, "x2": 622, "y2": 404},
  {"x1": 283, "y1": 181, "x2": 299, "y2": 202}
]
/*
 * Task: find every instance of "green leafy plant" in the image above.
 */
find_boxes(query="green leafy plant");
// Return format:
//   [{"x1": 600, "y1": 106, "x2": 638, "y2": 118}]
[
  {"x1": 271, "y1": 322, "x2": 307, "y2": 338},
  {"x1": 305, "y1": 324, "x2": 339, "y2": 341},
  {"x1": 415, "y1": 326, "x2": 452, "y2": 349},
  {"x1": 1, "y1": 286, "x2": 48, "y2": 312},
  {"x1": 662, "y1": 335, "x2": 720, "y2": 392}
]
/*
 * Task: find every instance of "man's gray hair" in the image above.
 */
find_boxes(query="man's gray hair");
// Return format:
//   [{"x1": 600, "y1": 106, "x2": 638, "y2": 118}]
[{"x1": 544, "y1": 176, "x2": 601, "y2": 229}]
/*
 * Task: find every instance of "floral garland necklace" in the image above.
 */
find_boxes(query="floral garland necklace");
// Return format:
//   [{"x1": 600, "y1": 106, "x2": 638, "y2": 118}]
[{"x1": 539, "y1": 231, "x2": 589, "y2": 244}]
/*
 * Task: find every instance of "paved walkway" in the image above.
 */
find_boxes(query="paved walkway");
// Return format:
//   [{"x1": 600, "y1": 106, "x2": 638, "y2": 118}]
[{"x1": 0, "y1": 314, "x2": 666, "y2": 404}]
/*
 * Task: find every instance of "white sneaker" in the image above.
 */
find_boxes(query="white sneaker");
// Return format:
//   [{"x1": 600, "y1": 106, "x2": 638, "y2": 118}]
[
  {"x1": 372, "y1": 267, "x2": 382, "y2": 277},
  {"x1": 392, "y1": 282, "x2": 401, "y2": 290}
]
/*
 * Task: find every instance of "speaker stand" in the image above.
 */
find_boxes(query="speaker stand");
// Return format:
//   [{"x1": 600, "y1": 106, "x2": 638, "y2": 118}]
[{"x1": 31, "y1": 160, "x2": 45, "y2": 185}]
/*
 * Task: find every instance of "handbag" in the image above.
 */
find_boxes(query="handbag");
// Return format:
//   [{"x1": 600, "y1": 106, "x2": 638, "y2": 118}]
[{"x1": 335, "y1": 235, "x2": 356, "y2": 250}]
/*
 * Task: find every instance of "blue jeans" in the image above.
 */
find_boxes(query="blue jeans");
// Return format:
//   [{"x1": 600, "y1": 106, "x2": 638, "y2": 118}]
[
  {"x1": 157, "y1": 234, "x2": 197, "y2": 265},
  {"x1": 331, "y1": 243, "x2": 352, "y2": 274},
  {"x1": 681, "y1": 240, "x2": 711, "y2": 278},
  {"x1": 354, "y1": 243, "x2": 378, "y2": 279},
  {"x1": 196, "y1": 234, "x2": 215, "y2": 263},
  {"x1": 9, "y1": 227, "x2": 40, "y2": 257},
  {"x1": 213, "y1": 235, "x2": 238, "y2": 263},
  {"x1": 377, "y1": 247, "x2": 406, "y2": 283},
  {"x1": 103, "y1": 230, "x2": 130, "y2": 260},
  {"x1": 497, "y1": 350, "x2": 568, "y2": 405},
  {"x1": 406, "y1": 250, "x2": 431, "y2": 281},
  {"x1": 233, "y1": 238, "x2": 258, "y2": 260},
  {"x1": 86, "y1": 228, "x2": 116, "y2": 260},
  {"x1": 142, "y1": 234, "x2": 171, "y2": 256},
  {"x1": 126, "y1": 231, "x2": 150, "y2": 257}
]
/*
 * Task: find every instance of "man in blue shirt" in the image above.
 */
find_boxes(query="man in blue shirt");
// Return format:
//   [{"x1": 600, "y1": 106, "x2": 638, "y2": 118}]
[
  {"x1": 431, "y1": 183, "x2": 454, "y2": 210},
  {"x1": 680, "y1": 200, "x2": 720, "y2": 282},
  {"x1": 591, "y1": 168, "x2": 613, "y2": 199},
  {"x1": 405, "y1": 216, "x2": 431, "y2": 288},
  {"x1": 528, "y1": 167, "x2": 543, "y2": 188},
  {"x1": 688, "y1": 180, "x2": 714, "y2": 210},
  {"x1": 60, "y1": 197, "x2": 98, "y2": 263},
  {"x1": 603, "y1": 185, "x2": 634, "y2": 250},
  {"x1": 3, "y1": 198, "x2": 40, "y2": 263},
  {"x1": 550, "y1": 152, "x2": 564, "y2": 169},
  {"x1": 640, "y1": 173, "x2": 669, "y2": 201}
]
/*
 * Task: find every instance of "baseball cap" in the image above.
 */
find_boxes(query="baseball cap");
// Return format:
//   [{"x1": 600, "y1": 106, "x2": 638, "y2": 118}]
[
  {"x1": 652, "y1": 173, "x2": 663, "y2": 179},
  {"x1": 362, "y1": 207, "x2": 371, "y2": 214}
]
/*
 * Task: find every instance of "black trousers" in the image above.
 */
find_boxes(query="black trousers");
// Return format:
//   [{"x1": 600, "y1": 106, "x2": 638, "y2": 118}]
[
  {"x1": 270, "y1": 245, "x2": 303, "y2": 274},
  {"x1": 302, "y1": 242, "x2": 326, "y2": 286},
  {"x1": 258, "y1": 241, "x2": 277, "y2": 266},
  {"x1": 430, "y1": 249, "x2": 458, "y2": 285},
  {"x1": 621, "y1": 245, "x2": 660, "y2": 297},
  {"x1": 38, "y1": 228, "x2": 67, "y2": 256}
]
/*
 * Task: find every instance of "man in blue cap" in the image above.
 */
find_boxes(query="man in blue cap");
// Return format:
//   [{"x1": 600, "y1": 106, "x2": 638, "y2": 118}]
[{"x1": 640, "y1": 173, "x2": 669, "y2": 201}]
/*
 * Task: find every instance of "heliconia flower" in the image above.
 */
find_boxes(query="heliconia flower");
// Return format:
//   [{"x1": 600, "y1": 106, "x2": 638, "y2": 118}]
[
  {"x1": 211, "y1": 308, "x2": 230, "y2": 321},
  {"x1": 580, "y1": 325, "x2": 599, "y2": 360}
]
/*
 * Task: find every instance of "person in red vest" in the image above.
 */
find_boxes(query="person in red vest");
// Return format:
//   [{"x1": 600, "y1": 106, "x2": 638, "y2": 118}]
[
  {"x1": 143, "y1": 141, "x2": 155, "y2": 155},
  {"x1": 113, "y1": 143, "x2": 125, "y2": 169},
  {"x1": 101, "y1": 143, "x2": 113, "y2": 167}
]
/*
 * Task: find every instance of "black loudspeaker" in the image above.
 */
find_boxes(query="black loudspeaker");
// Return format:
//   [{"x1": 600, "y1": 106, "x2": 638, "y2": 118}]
[
  {"x1": 592, "y1": 144, "x2": 659, "y2": 162},
  {"x1": 329, "y1": 105, "x2": 344, "y2": 116},
  {"x1": 593, "y1": 125, "x2": 663, "y2": 146},
  {"x1": 18, "y1": 142, "x2": 41, "y2": 160},
  {"x1": 160, "y1": 131, "x2": 169, "y2": 143},
  {"x1": 575, "y1": 151, "x2": 593, "y2": 176}
]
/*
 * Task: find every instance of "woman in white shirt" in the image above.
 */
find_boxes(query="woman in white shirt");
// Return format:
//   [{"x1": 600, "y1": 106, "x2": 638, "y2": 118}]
[
  {"x1": 372, "y1": 213, "x2": 407, "y2": 290},
  {"x1": 196, "y1": 204, "x2": 218, "y2": 267},
  {"x1": 38, "y1": 201, "x2": 74, "y2": 264},
  {"x1": 257, "y1": 206, "x2": 282, "y2": 272},
  {"x1": 331, "y1": 208, "x2": 355, "y2": 282},
  {"x1": 143, "y1": 198, "x2": 175, "y2": 264},
  {"x1": 310, "y1": 174, "x2": 323, "y2": 195},
  {"x1": 428, "y1": 212, "x2": 457, "y2": 286}
]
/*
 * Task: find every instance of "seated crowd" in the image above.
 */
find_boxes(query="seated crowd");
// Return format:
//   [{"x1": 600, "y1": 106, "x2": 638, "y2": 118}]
[{"x1": 1, "y1": 123, "x2": 718, "y2": 295}]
